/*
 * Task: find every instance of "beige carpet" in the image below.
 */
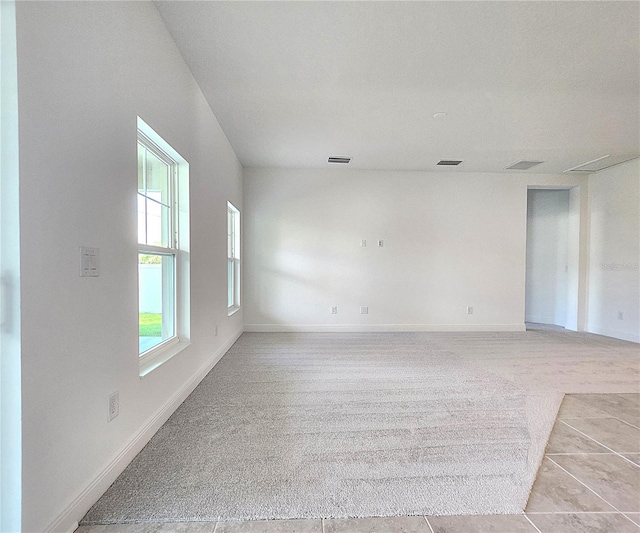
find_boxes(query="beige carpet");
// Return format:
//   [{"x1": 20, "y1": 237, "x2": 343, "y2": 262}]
[
  {"x1": 82, "y1": 329, "x2": 638, "y2": 525},
  {"x1": 441, "y1": 325, "x2": 640, "y2": 393}
]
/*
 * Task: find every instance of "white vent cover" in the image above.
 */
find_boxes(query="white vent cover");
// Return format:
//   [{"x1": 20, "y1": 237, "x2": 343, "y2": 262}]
[
  {"x1": 506, "y1": 160, "x2": 544, "y2": 170},
  {"x1": 565, "y1": 154, "x2": 638, "y2": 173}
]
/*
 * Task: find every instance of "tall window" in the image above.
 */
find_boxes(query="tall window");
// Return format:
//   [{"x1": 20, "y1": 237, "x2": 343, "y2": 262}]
[
  {"x1": 138, "y1": 132, "x2": 177, "y2": 355},
  {"x1": 227, "y1": 202, "x2": 240, "y2": 314},
  {"x1": 137, "y1": 118, "x2": 189, "y2": 369}
]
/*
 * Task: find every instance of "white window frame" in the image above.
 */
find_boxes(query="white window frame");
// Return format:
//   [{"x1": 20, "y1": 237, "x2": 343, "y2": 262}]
[
  {"x1": 227, "y1": 201, "x2": 241, "y2": 315},
  {"x1": 137, "y1": 117, "x2": 190, "y2": 376}
]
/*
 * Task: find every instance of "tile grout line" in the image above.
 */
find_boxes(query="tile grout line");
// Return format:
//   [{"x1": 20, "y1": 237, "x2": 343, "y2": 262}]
[
  {"x1": 546, "y1": 456, "x2": 626, "y2": 515},
  {"x1": 547, "y1": 452, "x2": 640, "y2": 457},
  {"x1": 523, "y1": 514, "x2": 543, "y2": 533},
  {"x1": 423, "y1": 515, "x2": 435, "y2": 533},
  {"x1": 561, "y1": 414, "x2": 640, "y2": 431},
  {"x1": 559, "y1": 419, "x2": 640, "y2": 468},
  {"x1": 622, "y1": 512, "x2": 640, "y2": 528},
  {"x1": 612, "y1": 415, "x2": 640, "y2": 431},
  {"x1": 565, "y1": 391, "x2": 640, "y2": 420}
]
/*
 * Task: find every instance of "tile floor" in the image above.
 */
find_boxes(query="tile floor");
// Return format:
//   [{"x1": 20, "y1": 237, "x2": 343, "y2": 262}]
[{"x1": 76, "y1": 393, "x2": 639, "y2": 533}]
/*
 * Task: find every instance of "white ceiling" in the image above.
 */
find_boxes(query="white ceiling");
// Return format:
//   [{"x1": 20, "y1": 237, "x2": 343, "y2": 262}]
[{"x1": 155, "y1": 1, "x2": 639, "y2": 173}]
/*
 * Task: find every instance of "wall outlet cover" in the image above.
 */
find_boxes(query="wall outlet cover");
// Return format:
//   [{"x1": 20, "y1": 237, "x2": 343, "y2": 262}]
[{"x1": 108, "y1": 391, "x2": 119, "y2": 422}]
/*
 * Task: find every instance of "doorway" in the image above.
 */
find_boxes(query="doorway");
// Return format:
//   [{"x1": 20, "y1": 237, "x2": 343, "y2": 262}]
[
  {"x1": 525, "y1": 189, "x2": 570, "y2": 327},
  {"x1": 1, "y1": 1, "x2": 22, "y2": 530}
]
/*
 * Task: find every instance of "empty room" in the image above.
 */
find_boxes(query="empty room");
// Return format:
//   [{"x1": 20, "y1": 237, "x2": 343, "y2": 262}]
[{"x1": 2, "y1": 1, "x2": 639, "y2": 533}]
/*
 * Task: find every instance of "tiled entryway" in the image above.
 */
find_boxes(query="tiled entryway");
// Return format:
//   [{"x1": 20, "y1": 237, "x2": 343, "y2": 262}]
[
  {"x1": 523, "y1": 393, "x2": 639, "y2": 532},
  {"x1": 76, "y1": 393, "x2": 639, "y2": 533}
]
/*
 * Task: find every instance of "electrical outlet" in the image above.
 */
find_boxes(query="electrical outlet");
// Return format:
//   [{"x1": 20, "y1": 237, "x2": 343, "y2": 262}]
[
  {"x1": 360, "y1": 306, "x2": 368, "y2": 314},
  {"x1": 360, "y1": 239, "x2": 367, "y2": 247},
  {"x1": 108, "y1": 391, "x2": 119, "y2": 422},
  {"x1": 331, "y1": 306, "x2": 338, "y2": 314},
  {"x1": 467, "y1": 306, "x2": 473, "y2": 314},
  {"x1": 378, "y1": 240, "x2": 384, "y2": 247},
  {"x1": 618, "y1": 311, "x2": 624, "y2": 320}
]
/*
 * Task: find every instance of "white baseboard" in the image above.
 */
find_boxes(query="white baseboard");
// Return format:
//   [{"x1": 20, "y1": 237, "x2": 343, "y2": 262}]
[
  {"x1": 587, "y1": 326, "x2": 640, "y2": 344},
  {"x1": 244, "y1": 324, "x2": 526, "y2": 333},
  {"x1": 62, "y1": 522, "x2": 78, "y2": 533},
  {"x1": 45, "y1": 328, "x2": 243, "y2": 533},
  {"x1": 525, "y1": 315, "x2": 559, "y2": 326}
]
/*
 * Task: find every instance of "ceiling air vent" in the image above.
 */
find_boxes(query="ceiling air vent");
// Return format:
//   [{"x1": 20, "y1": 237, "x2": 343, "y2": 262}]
[
  {"x1": 437, "y1": 160, "x2": 463, "y2": 166},
  {"x1": 506, "y1": 160, "x2": 544, "y2": 170},
  {"x1": 328, "y1": 156, "x2": 351, "y2": 164},
  {"x1": 565, "y1": 155, "x2": 638, "y2": 173}
]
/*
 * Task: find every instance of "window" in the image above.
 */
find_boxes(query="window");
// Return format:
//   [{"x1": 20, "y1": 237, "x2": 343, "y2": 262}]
[
  {"x1": 227, "y1": 202, "x2": 240, "y2": 314},
  {"x1": 137, "y1": 117, "x2": 189, "y2": 373}
]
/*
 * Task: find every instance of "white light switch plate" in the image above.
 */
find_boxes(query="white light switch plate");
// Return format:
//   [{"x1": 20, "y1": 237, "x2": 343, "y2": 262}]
[{"x1": 80, "y1": 246, "x2": 100, "y2": 277}]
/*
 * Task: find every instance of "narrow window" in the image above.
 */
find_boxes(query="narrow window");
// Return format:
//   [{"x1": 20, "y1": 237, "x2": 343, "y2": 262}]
[
  {"x1": 138, "y1": 134, "x2": 177, "y2": 354},
  {"x1": 137, "y1": 117, "x2": 189, "y2": 373},
  {"x1": 227, "y1": 202, "x2": 240, "y2": 314}
]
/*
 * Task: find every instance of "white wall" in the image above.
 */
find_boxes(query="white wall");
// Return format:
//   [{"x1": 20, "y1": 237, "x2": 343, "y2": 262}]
[
  {"x1": 588, "y1": 159, "x2": 640, "y2": 342},
  {"x1": 525, "y1": 189, "x2": 570, "y2": 326},
  {"x1": 244, "y1": 168, "x2": 588, "y2": 332},
  {"x1": 16, "y1": 2, "x2": 243, "y2": 531}
]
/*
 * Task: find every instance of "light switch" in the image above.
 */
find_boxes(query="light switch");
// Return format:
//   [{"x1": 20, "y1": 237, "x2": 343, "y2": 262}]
[{"x1": 80, "y1": 247, "x2": 100, "y2": 277}]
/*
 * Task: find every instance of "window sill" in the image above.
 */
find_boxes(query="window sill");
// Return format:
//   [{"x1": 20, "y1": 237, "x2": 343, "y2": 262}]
[
  {"x1": 228, "y1": 306, "x2": 241, "y2": 317},
  {"x1": 139, "y1": 338, "x2": 190, "y2": 377}
]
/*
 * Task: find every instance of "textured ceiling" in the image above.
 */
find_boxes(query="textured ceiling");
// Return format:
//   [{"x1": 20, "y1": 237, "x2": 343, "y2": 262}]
[{"x1": 155, "y1": 1, "x2": 639, "y2": 173}]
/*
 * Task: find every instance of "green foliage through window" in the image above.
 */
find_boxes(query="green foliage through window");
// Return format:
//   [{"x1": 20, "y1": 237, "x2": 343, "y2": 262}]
[
  {"x1": 140, "y1": 254, "x2": 162, "y2": 264},
  {"x1": 139, "y1": 313, "x2": 161, "y2": 336}
]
